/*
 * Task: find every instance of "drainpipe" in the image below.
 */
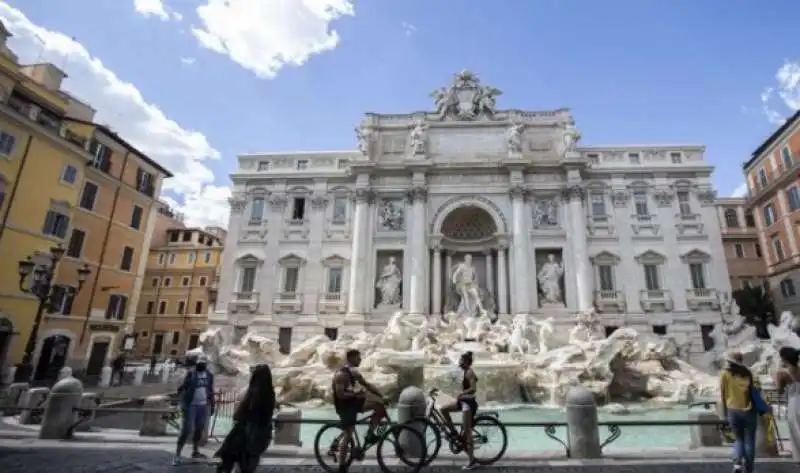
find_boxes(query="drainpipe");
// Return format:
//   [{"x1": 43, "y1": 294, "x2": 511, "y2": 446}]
[{"x1": 0, "y1": 134, "x2": 33, "y2": 243}]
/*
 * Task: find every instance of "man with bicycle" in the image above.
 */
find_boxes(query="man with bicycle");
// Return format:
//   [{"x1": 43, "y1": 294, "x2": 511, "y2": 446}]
[
  {"x1": 440, "y1": 351, "x2": 478, "y2": 470},
  {"x1": 332, "y1": 349, "x2": 391, "y2": 471}
]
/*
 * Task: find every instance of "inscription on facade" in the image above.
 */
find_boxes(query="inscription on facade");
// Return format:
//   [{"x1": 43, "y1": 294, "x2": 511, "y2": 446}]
[{"x1": 429, "y1": 129, "x2": 505, "y2": 155}]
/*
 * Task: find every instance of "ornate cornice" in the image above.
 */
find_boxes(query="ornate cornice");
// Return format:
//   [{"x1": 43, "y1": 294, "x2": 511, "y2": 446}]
[
  {"x1": 561, "y1": 184, "x2": 584, "y2": 200},
  {"x1": 508, "y1": 185, "x2": 528, "y2": 200},
  {"x1": 352, "y1": 188, "x2": 375, "y2": 204},
  {"x1": 405, "y1": 185, "x2": 428, "y2": 203}
]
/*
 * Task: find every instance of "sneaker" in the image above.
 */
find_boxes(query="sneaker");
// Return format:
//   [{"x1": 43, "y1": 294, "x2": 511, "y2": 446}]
[
  {"x1": 732, "y1": 463, "x2": 743, "y2": 472},
  {"x1": 462, "y1": 460, "x2": 478, "y2": 470},
  {"x1": 191, "y1": 451, "x2": 207, "y2": 460},
  {"x1": 172, "y1": 456, "x2": 182, "y2": 466}
]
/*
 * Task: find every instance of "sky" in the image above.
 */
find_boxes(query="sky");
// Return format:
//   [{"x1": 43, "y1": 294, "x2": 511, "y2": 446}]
[{"x1": 1, "y1": 0, "x2": 798, "y2": 229}]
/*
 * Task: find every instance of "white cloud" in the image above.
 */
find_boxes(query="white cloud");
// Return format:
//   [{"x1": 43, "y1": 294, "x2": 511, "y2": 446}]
[
  {"x1": 133, "y1": 0, "x2": 182, "y2": 22},
  {"x1": 0, "y1": 2, "x2": 230, "y2": 227},
  {"x1": 761, "y1": 60, "x2": 800, "y2": 125},
  {"x1": 401, "y1": 21, "x2": 416, "y2": 37},
  {"x1": 180, "y1": 56, "x2": 196, "y2": 65},
  {"x1": 191, "y1": 0, "x2": 355, "y2": 79},
  {"x1": 731, "y1": 182, "x2": 748, "y2": 198}
]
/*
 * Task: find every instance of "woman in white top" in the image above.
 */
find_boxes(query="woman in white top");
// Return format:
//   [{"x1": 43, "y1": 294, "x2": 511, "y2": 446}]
[{"x1": 774, "y1": 346, "x2": 800, "y2": 460}]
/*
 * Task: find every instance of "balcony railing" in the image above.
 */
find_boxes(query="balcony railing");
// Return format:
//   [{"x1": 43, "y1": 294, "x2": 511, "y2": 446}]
[
  {"x1": 234, "y1": 291, "x2": 259, "y2": 301},
  {"x1": 639, "y1": 289, "x2": 673, "y2": 312},
  {"x1": 273, "y1": 292, "x2": 303, "y2": 313},
  {"x1": 594, "y1": 290, "x2": 625, "y2": 313},
  {"x1": 319, "y1": 292, "x2": 346, "y2": 313},
  {"x1": 686, "y1": 287, "x2": 720, "y2": 311}
]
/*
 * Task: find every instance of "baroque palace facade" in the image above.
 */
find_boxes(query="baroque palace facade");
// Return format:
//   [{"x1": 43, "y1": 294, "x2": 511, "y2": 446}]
[{"x1": 214, "y1": 71, "x2": 731, "y2": 359}]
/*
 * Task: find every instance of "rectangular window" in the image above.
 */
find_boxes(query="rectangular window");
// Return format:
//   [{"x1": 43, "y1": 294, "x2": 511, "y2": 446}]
[
  {"x1": 177, "y1": 301, "x2": 186, "y2": 315},
  {"x1": 47, "y1": 285, "x2": 75, "y2": 315},
  {"x1": 781, "y1": 278, "x2": 796, "y2": 298},
  {"x1": 670, "y1": 152, "x2": 682, "y2": 164},
  {"x1": 136, "y1": 168, "x2": 155, "y2": 196},
  {"x1": 169, "y1": 253, "x2": 176, "y2": 264},
  {"x1": 677, "y1": 191, "x2": 692, "y2": 216},
  {"x1": 700, "y1": 325, "x2": 715, "y2": 351},
  {"x1": 774, "y1": 236, "x2": 785, "y2": 260},
  {"x1": 643, "y1": 264, "x2": 660, "y2": 290},
  {"x1": 734, "y1": 243, "x2": 745, "y2": 258},
  {"x1": 278, "y1": 327, "x2": 292, "y2": 354},
  {"x1": 292, "y1": 198, "x2": 306, "y2": 220},
  {"x1": 130, "y1": 205, "x2": 143, "y2": 230},
  {"x1": 188, "y1": 334, "x2": 200, "y2": 350},
  {"x1": 763, "y1": 203, "x2": 776, "y2": 226},
  {"x1": 758, "y1": 168, "x2": 768, "y2": 186},
  {"x1": 89, "y1": 140, "x2": 112, "y2": 172},
  {"x1": 146, "y1": 301, "x2": 155, "y2": 314},
  {"x1": 598, "y1": 265, "x2": 614, "y2": 291},
  {"x1": 181, "y1": 276, "x2": 190, "y2": 286},
  {"x1": 296, "y1": 159, "x2": 309, "y2": 170},
  {"x1": 332, "y1": 197, "x2": 347, "y2": 224},
  {"x1": 781, "y1": 146, "x2": 793, "y2": 168},
  {"x1": 755, "y1": 242, "x2": 762, "y2": 258},
  {"x1": 327, "y1": 267, "x2": 343, "y2": 294},
  {"x1": 199, "y1": 276, "x2": 207, "y2": 286},
  {"x1": 652, "y1": 325, "x2": 667, "y2": 335},
  {"x1": 158, "y1": 253, "x2": 165, "y2": 265},
  {"x1": 79, "y1": 182, "x2": 99, "y2": 210},
  {"x1": 590, "y1": 193, "x2": 606, "y2": 218},
  {"x1": 66, "y1": 229, "x2": 86, "y2": 258},
  {"x1": 249, "y1": 197, "x2": 264, "y2": 223},
  {"x1": 42, "y1": 210, "x2": 70, "y2": 238},
  {"x1": 633, "y1": 191, "x2": 649, "y2": 217},
  {"x1": 689, "y1": 263, "x2": 706, "y2": 289},
  {"x1": 61, "y1": 164, "x2": 78, "y2": 184},
  {"x1": 745, "y1": 211, "x2": 756, "y2": 227},
  {"x1": 187, "y1": 252, "x2": 196, "y2": 264},
  {"x1": 194, "y1": 300, "x2": 204, "y2": 314},
  {"x1": 163, "y1": 277, "x2": 171, "y2": 287},
  {"x1": 724, "y1": 209, "x2": 739, "y2": 228},
  {"x1": 204, "y1": 252, "x2": 211, "y2": 264},
  {"x1": 120, "y1": 246, "x2": 134, "y2": 271},
  {"x1": 283, "y1": 267, "x2": 299, "y2": 293},
  {"x1": 0, "y1": 130, "x2": 16, "y2": 155},
  {"x1": 151, "y1": 277, "x2": 159, "y2": 287},
  {"x1": 240, "y1": 267, "x2": 256, "y2": 293},
  {"x1": 257, "y1": 161, "x2": 270, "y2": 171},
  {"x1": 158, "y1": 301, "x2": 167, "y2": 314},
  {"x1": 586, "y1": 153, "x2": 599, "y2": 164},
  {"x1": 105, "y1": 294, "x2": 128, "y2": 320},
  {"x1": 628, "y1": 153, "x2": 640, "y2": 164},
  {"x1": 172, "y1": 331, "x2": 180, "y2": 345},
  {"x1": 788, "y1": 187, "x2": 800, "y2": 211}
]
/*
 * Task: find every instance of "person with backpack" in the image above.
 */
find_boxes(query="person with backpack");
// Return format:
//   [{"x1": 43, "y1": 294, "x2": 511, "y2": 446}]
[
  {"x1": 720, "y1": 351, "x2": 765, "y2": 473},
  {"x1": 174, "y1": 355, "x2": 215, "y2": 464}
]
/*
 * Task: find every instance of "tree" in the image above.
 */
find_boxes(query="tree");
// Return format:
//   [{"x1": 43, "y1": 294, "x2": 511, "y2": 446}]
[{"x1": 732, "y1": 285, "x2": 777, "y2": 339}]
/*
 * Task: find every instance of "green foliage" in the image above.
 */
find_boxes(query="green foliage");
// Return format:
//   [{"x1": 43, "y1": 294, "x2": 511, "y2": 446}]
[{"x1": 732, "y1": 285, "x2": 777, "y2": 339}]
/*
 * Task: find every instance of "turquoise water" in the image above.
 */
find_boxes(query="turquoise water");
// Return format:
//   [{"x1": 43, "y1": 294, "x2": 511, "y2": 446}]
[{"x1": 206, "y1": 404, "x2": 789, "y2": 453}]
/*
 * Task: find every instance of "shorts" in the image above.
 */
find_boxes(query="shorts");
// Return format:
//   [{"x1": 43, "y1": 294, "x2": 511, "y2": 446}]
[
  {"x1": 180, "y1": 404, "x2": 209, "y2": 437},
  {"x1": 335, "y1": 397, "x2": 366, "y2": 427},
  {"x1": 459, "y1": 398, "x2": 478, "y2": 415}
]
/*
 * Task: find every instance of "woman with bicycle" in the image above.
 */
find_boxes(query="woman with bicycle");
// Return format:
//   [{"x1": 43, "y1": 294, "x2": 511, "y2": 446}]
[{"x1": 440, "y1": 351, "x2": 478, "y2": 470}]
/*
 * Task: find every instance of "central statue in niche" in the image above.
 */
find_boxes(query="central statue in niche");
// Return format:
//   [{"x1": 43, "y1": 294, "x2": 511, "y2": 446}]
[{"x1": 450, "y1": 254, "x2": 489, "y2": 318}]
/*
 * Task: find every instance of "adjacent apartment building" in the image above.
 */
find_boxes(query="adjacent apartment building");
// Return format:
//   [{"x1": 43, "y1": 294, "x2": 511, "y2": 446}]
[
  {"x1": 0, "y1": 24, "x2": 172, "y2": 380},
  {"x1": 742, "y1": 109, "x2": 800, "y2": 313},
  {"x1": 715, "y1": 198, "x2": 766, "y2": 290},
  {"x1": 133, "y1": 216, "x2": 225, "y2": 358}
]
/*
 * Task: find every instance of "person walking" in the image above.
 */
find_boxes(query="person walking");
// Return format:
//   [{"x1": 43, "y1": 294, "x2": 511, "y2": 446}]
[
  {"x1": 214, "y1": 364, "x2": 276, "y2": 473},
  {"x1": 174, "y1": 355, "x2": 215, "y2": 465},
  {"x1": 111, "y1": 354, "x2": 125, "y2": 386},
  {"x1": 775, "y1": 346, "x2": 800, "y2": 460},
  {"x1": 720, "y1": 351, "x2": 758, "y2": 472}
]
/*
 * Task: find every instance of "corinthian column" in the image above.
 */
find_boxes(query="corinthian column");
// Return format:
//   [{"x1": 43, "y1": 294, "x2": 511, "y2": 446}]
[
  {"x1": 346, "y1": 188, "x2": 372, "y2": 316},
  {"x1": 431, "y1": 238, "x2": 442, "y2": 316},
  {"x1": 497, "y1": 241, "x2": 509, "y2": 316},
  {"x1": 509, "y1": 186, "x2": 531, "y2": 315},
  {"x1": 407, "y1": 186, "x2": 428, "y2": 315},
  {"x1": 566, "y1": 185, "x2": 592, "y2": 311}
]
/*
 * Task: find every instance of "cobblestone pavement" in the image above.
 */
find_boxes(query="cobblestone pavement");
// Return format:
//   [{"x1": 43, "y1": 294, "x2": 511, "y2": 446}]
[{"x1": 0, "y1": 446, "x2": 796, "y2": 473}]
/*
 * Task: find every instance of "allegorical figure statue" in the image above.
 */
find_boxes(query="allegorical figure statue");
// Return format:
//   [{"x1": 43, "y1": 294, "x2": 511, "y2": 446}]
[
  {"x1": 409, "y1": 119, "x2": 428, "y2": 155},
  {"x1": 376, "y1": 257, "x2": 402, "y2": 306},
  {"x1": 538, "y1": 253, "x2": 564, "y2": 306},
  {"x1": 506, "y1": 122, "x2": 524, "y2": 154},
  {"x1": 355, "y1": 125, "x2": 373, "y2": 156},
  {"x1": 561, "y1": 120, "x2": 581, "y2": 155},
  {"x1": 451, "y1": 254, "x2": 487, "y2": 317}
]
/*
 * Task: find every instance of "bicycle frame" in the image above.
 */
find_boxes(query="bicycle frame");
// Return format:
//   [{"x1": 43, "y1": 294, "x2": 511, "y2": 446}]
[{"x1": 425, "y1": 395, "x2": 465, "y2": 441}]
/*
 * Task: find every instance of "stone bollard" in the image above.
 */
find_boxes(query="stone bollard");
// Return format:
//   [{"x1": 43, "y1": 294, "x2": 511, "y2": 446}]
[
  {"x1": 688, "y1": 411, "x2": 723, "y2": 448},
  {"x1": 565, "y1": 386, "x2": 601, "y2": 459},
  {"x1": 756, "y1": 414, "x2": 779, "y2": 457},
  {"x1": 139, "y1": 395, "x2": 170, "y2": 436},
  {"x1": 99, "y1": 367, "x2": 112, "y2": 388},
  {"x1": 57, "y1": 367, "x2": 72, "y2": 381},
  {"x1": 396, "y1": 386, "x2": 426, "y2": 458},
  {"x1": 74, "y1": 393, "x2": 98, "y2": 432},
  {"x1": 160, "y1": 365, "x2": 171, "y2": 384},
  {"x1": 39, "y1": 376, "x2": 84, "y2": 439},
  {"x1": 133, "y1": 366, "x2": 146, "y2": 386},
  {"x1": 1, "y1": 382, "x2": 29, "y2": 416},
  {"x1": 18, "y1": 387, "x2": 50, "y2": 425},
  {"x1": 273, "y1": 407, "x2": 302, "y2": 446}
]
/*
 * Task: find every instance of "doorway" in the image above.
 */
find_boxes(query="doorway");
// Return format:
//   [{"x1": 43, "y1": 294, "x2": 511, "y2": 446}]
[
  {"x1": 152, "y1": 333, "x2": 164, "y2": 355},
  {"x1": 35, "y1": 335, "x2": 71, "y2": 381},
  {"x1": 86, "y1": 340, "x2": 110, "y2": 377}
]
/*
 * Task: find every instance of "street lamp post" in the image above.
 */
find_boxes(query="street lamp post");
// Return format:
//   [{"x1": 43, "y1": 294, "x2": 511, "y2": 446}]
[{"x1": 14, "y1": 244, "x2": 91, "y2": 382}]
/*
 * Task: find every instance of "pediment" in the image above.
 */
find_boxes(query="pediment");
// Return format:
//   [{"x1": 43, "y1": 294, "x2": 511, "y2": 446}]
[
  {"x1": 287, "y1": 186, "x2": 312, "y2": 196},
  {"x1": 235, "y1": 250, "x2": 265, "y2": 264},
  {"x1": 278, "y1": 252, "x2": 306, "y2": 266},
  {"x1": 322, "y1": 253, "x2": 348, "y2": 265},
  {"x1": 634, "y1": 250, "x2": 665, "y2": 264},
  {"x1": 680, "y1": 248, "x2": 711, "y2": 263},
  {"x1": 590, "y1": 251, "x2": 620, "y2": 264},
  {"x1": 247, "y1": 186, "x2": 269, "y2": 197}
]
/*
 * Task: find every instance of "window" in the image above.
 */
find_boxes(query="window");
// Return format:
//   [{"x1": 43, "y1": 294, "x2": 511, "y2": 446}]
[
  {"x1": 689, "y1": 263, "x2": 706, "y2": 289},
  {"x1": 169, "y1": 231, "x2": 179, "y2": 242},
  {"x1": 734, "y1": 243, "x2": 745, "y2": 258},
  {"x1": 643, "y1": 264, "x2": 660, "y2": 290},
  {"x1": 332, "y1": 197, "x2": 347, "y2": 224},
  {"x1": 336, "y1": 159, "x2": 348, "y2": 169},
  {"x1": 590, "y1": 193, "x2": 606, "y2": 219},
  {"x1": 145, "y1": 301, "x2": 155, "y2": 314},
  {"x1": 66, "y1": 229, "x2": 85, "y2": 258},
  {"x1": 136, "y1": 168, "x2": 155, "y2": 196},
  {"x1": 169, "y1": 253, "x2": 176, "y2": 264},
  {"x1": 781, "y1": 146, "x2": 793, "y2": 168},
  {"x1": 79, "y1": 182, "x2": 98, "y2": 210},
  {"x1": 724, "y1": 208, "x2": 739, "y2": 228},
  {"x1": 278, "y1": 327, "x2": 292, "y2": 354},
  {"x1": 163, "y1": 277, "x2": 172, "y2": 287},
  {"x1": 628, "y1": 153, "x2": 640, "y2": 164},
  {"x1": 774, "y1": 236, "x2": 785, "y2": 260},
  {"x1": 586, "y1": 153, "x2": 600, "y2": 164},
  {"x1": 240, "y1": 267, "x2": 256, "y2": 293},
  {"x1": 597, "y1": 265, "x2": 614, "y2": 291},
  {"x1": 257, "y1": 161, "x2": 270, "y2": 171},
  {"x1": 182, "y1": 231, "x2": 192, "y2": 242},
  {"x1": 151, "y1": 277, "x2": 159, "y2": 287},
  {"x1": 633, "y1": 190, "x2": 649, "y2": 217},
  {"x1": 292, "y1": 197, "x2": 306, "y2": 221},
  {"x1": 0, "y1": 130, "x2": 16, "y2": 155},
  {"x1": 327, "y1": 267, "x2": 343, "y2": 294},
  {"x1": 763, "y1": 203, "x2": 776, "y2": 226},
  {"x1": 677, "y1": 191, "x2": 692, "y2": 217},
  {"x1": 89, "y1": 140, "x2": 112, "y2": 172},
  {"x1": 788, "y1": 187, "x2": 800, "y2": 211},
  {"x1": 296, "y1": 159, "x2": 309, "y2": 170},
  {"x1": 780, "y1": 278, "x2": 796, "y2": 298},
  {"x1": 177, "y1": 301, "x2": 186, "y2": 315},
  {"x1": 199, "y1": 276, "x2": 207, "y2": 286},
  {"x1": 182, "y1": 276, "x2": 190, "y2": 286},
  {"x1": 652, "y1": 325, "x2": 667, "y2": 335},
  {"x1": 700, "y1": 324, "x2": 715, "y2": 351},
  {"x1": 172, "y1": 331, "x2": 180, "y2": 345},
  {"x1": 42, "y1": 210, "x2": 70, "y2": 238},
  {"x1": 188, "y1": 252, "x2": 196, "y2": 264},
  {"x1": 755, "y1": 242, "x2": 762, "y2": 258},
  {"x1": 670, "y1": 152, "x2": 682, "y2": 164},
  {"x1": 158, "y1": 253, "x2": 165, "y2": 265},
  {"x1": 61, "y1": 164, "x2": 78, "y2": 184},
  {"x1": 47, "y1": 285, "x2": 75, "y2": 315},
  {"x1": 130, "y1": 205, "x2": 143, "y2": 230},
  {"x1": 194, "y1": 300, "x2": 204, "y2": 314},
  {"x1": 120, "y1": 246, "x2": 134, "y2": 271},
  {"x1": 204, "y1": 252, "x2": 211, "y2": 264},
  {"x1": 325, "y1": 328, "x2": 338, "y2": 341},
  {"x1": 283, "y1": 267, "x2": 299, "y2": 293},
  {"x1": 745, "y1": 211, "x2": 756, "y2": 227},
  {"x1": 758, "y1": 168, "x2": 768, "y2": 186},
  {"x1": 188, "y1": 334, "x2": 200, "y2": 350},
  {"x1": 105, "y1": 294, "x2": 128, "y2": 320},
  {"x1": 158, "y1": 301, "x2": 167, "y2": 314}
]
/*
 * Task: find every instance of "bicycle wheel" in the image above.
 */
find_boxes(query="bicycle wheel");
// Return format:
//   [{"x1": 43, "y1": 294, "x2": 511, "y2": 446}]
[
  {"x1": 471, "y1": 415, "x2": 508, "y2": 465},
  {"x1": 415, "y1": 418, "x2": 442, "y2": 466},
  {"x1": 376, "y1": 423, "x2": 427, "y2": 473},
  {"x1": 313, "y1": 422, "x2": 357, "y2": 473}
]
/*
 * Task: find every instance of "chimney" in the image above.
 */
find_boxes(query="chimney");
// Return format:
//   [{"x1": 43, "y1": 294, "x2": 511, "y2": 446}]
[{"x1": 20, "y1": 63, "x2": 68, "y2": 92}]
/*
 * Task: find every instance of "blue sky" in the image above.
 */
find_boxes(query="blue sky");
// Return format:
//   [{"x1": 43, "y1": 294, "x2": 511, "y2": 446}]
[{"x1": 2, "y1": 0, "x2": 798, "y2": 227}]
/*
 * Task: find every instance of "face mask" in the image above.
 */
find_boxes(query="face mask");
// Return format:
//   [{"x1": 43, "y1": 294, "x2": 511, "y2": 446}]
[{"x1": 196, "y1": 363, "x2": 207, "y2": 372}]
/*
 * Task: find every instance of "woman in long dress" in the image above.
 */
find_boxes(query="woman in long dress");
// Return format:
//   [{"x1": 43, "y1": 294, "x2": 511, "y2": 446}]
[
  {"x1": 775, "y1": 346, "x2": 800, "y2": 460},
  {"x1": 214, "y1": 364, "x2": 276, "y2": 473}
]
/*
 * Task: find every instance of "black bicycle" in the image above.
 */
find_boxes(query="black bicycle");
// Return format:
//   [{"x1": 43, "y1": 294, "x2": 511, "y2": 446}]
[
  {"x1": 415, "y1": 388, "x2": 508, "y2": 466},
  {"x1": 313, "y1": 406, "x2": 427, "y2": 473}
]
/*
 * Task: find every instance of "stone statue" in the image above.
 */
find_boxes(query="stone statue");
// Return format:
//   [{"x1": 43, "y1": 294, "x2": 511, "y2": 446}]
[
  {"x1": 409, "y1": 119, "x2": 428, "y2": 155},
  {"x1": 451, "y1": 254, "x2": 487, "y2": 317},
  {"x1": 506, "y1": 122, "x2": 524, "y2": 154},
  {"x1": 430, "y1": 70, "x2": 502, "y2": 121},
  {"x1": 538, "y1": 253, "x2": 564, "y2": 306},
  {"x1": 533, "y1": 199, "x2": 559, "y2": 227},
  {"x1": 431, "y1": 87, "x2": 455, "y2": 118},
  {"x1": 378, "y1": 199, "x2": 404, "y2": 231},
  {"x1": 561, "y1": 120, "x2": 581, "y2": 155},
  {"x1": 355, "y1": 125, "x2": 373, "y2": 156},
  {"x1": 375, "y1": 257, "x2": 402, "y2": 307},
  {"x1": 476, "y1": 85, "x2": 502, "y2": 116}
]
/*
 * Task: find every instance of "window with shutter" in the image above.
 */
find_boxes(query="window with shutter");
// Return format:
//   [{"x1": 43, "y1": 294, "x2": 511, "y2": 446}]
[
  {"x1": 42, "y1": 210, "x2": 70, "y2": 238},
  {"x1": 67, "y1": 229, "x2": 86, "y2": 258}
]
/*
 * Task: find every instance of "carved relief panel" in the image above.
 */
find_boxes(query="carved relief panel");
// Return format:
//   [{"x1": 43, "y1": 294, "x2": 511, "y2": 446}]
[{"x1": 377, "y1": 198, "x2": 406, "y2": 232}]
